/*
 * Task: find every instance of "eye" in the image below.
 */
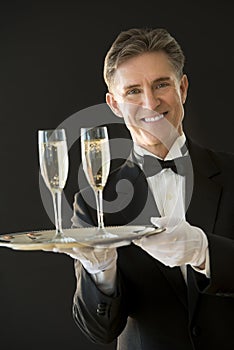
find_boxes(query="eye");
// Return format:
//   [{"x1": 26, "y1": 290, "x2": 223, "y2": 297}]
[
  {"x1": 126, "y1": 88, "x2": 141, "y2": 95},
  {"x1": 155, "y1": 82, "x2": 170, "y2": 89}
]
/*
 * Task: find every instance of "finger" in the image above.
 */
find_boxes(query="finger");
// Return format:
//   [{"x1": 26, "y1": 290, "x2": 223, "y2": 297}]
[
  {"x1": 151, "y1": 216, "x2": 184, "y2": 231},
  {"x1": 132, "y1": 238, "x2": 142, "y2": 247}
]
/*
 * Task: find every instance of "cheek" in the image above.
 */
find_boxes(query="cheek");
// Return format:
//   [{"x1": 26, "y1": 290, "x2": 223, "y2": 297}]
[
  {"x1": 169, "y1": 93, "x2": 184, "y2": 119},
  {"x1": 167, "y1": 90, "x2": 182, "y2": 105}
]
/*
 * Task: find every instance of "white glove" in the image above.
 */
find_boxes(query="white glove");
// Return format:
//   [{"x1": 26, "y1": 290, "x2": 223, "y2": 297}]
[
  {"x1": 51, "y1": 246, "x2": 117, "y2": 274},
  {"x1": 133, "y1": 216, "x2": 208, "y2": 268}
]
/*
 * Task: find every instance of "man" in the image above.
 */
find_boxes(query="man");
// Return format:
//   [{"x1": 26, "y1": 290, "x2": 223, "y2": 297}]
[{"x1": 58, "y1": 28, "x2": 234, "y2": 349}]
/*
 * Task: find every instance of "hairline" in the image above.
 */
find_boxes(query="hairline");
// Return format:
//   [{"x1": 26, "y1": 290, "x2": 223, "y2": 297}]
[{"x1": 107, "y1": 50, "x2": 183, "y2": 93}]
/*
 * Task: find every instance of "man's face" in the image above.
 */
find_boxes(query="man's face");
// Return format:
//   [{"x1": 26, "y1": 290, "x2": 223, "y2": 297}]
[{"x1": 106, "y1": 51, "x2": 188, "y2": 153}]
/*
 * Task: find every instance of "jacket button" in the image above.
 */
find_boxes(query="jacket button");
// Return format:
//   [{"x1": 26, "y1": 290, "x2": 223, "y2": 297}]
[
  {"x1": 96, "y1": 303, "x2": 107, "y2": 316},
  {"x1": 192, "y1": 325, "x2": 201, "y2": 336}
]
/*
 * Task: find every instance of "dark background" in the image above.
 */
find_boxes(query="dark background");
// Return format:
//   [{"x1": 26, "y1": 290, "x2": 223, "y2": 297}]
[{"x1": 0, "y1": 1, "x2": 233, "y2": 349}]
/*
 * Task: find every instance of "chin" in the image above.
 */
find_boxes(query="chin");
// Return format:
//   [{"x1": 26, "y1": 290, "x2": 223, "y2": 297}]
[{"x1": 137, "y1": 137, "x2": 162, "y2": 148}]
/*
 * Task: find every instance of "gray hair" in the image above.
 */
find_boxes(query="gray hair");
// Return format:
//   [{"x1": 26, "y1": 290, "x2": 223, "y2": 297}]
[{"x1": 103, "y1": 27, "x2": 185, "y2": 90}]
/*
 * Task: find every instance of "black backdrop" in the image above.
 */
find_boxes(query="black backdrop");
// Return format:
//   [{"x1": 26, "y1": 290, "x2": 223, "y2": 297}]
[{"x1": 0, "y1": 1, "x2": 233, "y2": 349}]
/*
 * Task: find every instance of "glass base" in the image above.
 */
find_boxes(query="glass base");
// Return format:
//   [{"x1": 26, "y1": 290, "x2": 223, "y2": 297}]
[
  {"x1": 88, "y1": 227, "x2": 118, "y2": 239},
  {"x1": 51, "y1": 233, "x2": 76, "y2": 243}
]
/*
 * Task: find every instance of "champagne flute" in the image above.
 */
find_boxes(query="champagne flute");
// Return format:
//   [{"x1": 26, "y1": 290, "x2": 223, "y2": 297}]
[
  {"x1": 81, "y1": 126, "x2": 117, "y2": 238},
  {"x1": 38, "y1": 129, "x2": 74, "y2": 242}
]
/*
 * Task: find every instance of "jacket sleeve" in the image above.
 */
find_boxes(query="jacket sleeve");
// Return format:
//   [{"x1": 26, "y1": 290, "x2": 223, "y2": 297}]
[
  {"x1": 71, "y1": 190, "x2": 128, "y2": 344},
  {"x1": 72, "y1": 261, "x2": 128, "y2": 344}
]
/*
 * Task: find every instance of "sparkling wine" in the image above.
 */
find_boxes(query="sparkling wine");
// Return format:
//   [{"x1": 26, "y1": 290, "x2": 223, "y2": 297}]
[
  {"x1": 39, "y1": 140, "x2": 68, "y2": 192},
  {"x1": 82, "y1": 139, "x2": 110, "y2": 191}
]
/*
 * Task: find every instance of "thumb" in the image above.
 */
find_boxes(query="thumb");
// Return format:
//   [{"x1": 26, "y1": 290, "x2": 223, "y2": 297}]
[
  {"x1": 151, "y1": 216, "x2": 185, "y2": 234},
  {"x1": 150, "y1": 216, "x2": 168, "y2": 228}
]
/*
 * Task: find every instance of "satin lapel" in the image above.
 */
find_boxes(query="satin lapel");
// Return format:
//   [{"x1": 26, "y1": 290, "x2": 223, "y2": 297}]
[
  {"x1": 116, "y1": 162, "x2": 160, "y2": 225},
  {"x1": 165, "y1": 141, "x2": 223, "y2": 312},
  {"x1": 186, "y1": 140, "x2": 222, "y2": 232},
  {"x1": 186, "y1": 171, "x2": 222, "y2": 231},
  {"x1": 185, "y1": 140, "x2": 223, "y2": 321},
  {"x1": 125, "y1": 174, "x2": 162, "y2": 224},
  {"x1": 104, "y1": 157, "x2": 159, "y2": 226},
  {"x1": 159, "y1": 265, "x2": 188, "y2": 309}
]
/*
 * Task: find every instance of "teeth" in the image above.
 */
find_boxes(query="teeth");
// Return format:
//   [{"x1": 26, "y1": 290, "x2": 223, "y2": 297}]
[{"x1": 144, "y1": 114, "x2": 164, "y2": 122}]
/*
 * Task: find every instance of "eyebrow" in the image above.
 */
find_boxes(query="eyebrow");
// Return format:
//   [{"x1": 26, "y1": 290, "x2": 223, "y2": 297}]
[{"x1": 123, "y1": 76, "x2": 171, "y2": 91}]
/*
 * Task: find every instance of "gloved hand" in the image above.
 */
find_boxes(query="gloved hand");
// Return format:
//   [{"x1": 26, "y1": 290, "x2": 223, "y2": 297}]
[
  {"x1": 50, "y1": 246, "x2": 117, "y2": 274},
  {"x1": 133, "y1": 216, "x2": 208, "y2": 268}
]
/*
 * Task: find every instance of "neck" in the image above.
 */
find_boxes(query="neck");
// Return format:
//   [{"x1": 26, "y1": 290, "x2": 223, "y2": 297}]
[{"x1": 134, "y1": 131, "x2": 185, "y2": 160}]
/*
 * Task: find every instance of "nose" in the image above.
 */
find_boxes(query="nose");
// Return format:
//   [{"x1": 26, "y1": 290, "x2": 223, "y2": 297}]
[{"x1": 142, "y1": 88, "x2": 160, "y2": 110}]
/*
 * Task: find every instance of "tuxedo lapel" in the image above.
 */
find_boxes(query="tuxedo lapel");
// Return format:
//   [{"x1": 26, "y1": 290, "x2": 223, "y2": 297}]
[
  {"x1": 160, "y1": 265, "x2": 188, "y2": 309},
  {"x1": 160, "y1": 141, "x2": 223, "y2": 312},
  {"x1": 120, "y1": 171, "x2": 160, "y2": 225},
  {"x1": 104, "y1": 154, "x2": 160, "y2": 226},
  {"x1": 185, "y1": 140, "x2": 223, "y2": 322},
  {"x1": 186, "y1": 140, "x2": 222, "y2": 232}
]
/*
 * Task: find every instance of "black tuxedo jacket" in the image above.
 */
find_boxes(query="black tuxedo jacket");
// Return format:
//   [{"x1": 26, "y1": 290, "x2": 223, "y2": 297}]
[{"x1": 72, "y1": 139, "x2": 234, "y2": 350}]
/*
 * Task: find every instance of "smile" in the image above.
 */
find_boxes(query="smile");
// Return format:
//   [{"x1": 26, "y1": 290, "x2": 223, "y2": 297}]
[{"x1": 142, "y1": 114, "x2": 165, "y2": 123}]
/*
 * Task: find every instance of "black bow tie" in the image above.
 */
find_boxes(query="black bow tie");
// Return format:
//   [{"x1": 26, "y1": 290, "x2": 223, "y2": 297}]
[{"x1": 142, "y1": 155, "x2": 190, "y2": 177}]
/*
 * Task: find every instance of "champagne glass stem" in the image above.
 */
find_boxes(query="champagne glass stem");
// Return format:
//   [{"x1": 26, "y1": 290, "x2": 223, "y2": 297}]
[
  {"x1": 52, "y1": 190, "x2": 63, "y2": 238},
  {"x1": 95, "y1": 189, "x2": 105, "y2": 230}
]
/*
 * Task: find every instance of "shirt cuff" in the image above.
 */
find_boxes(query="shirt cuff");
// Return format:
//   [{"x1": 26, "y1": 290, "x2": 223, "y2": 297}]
[{"x1": 74, "y1": 258, "x2": 117, "y2": 296}]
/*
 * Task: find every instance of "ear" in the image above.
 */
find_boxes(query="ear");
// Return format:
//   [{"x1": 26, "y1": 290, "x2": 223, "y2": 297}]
[
  {"x1": 180, "y1": 74, "x2": 189, "y2": 104},
  {"x1": 106, "y1": 92, "x2": 123, "y2": 118}
]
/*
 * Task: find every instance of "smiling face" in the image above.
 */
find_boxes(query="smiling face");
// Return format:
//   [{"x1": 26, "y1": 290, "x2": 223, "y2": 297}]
[{"x1": 106, "y1": 51, "x2": 188, "y2": 158}]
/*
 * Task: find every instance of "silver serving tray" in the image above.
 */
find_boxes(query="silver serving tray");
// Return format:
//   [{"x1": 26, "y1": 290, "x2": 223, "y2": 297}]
[{"x1": 0, "y1": 226, "x2": 165, "y2": 251}]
